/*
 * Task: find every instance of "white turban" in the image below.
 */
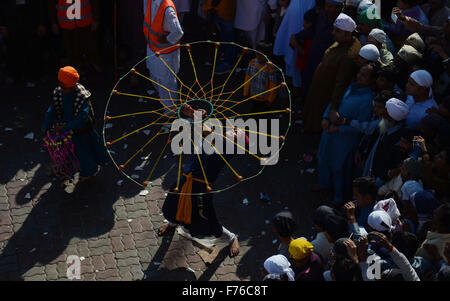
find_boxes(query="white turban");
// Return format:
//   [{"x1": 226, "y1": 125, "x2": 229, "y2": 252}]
[
  {"x1": 357, "y1": 0, "x2": 374, "y2": 14},
  {"x1": 359, "y1": 44, "x2": 380, "y2": 62},
  {"x1": 368, "y1": 210, "x2": 394, "y2": 232},
  {"x1": 368, "y1": 28, "x2": 386, "y2": 45},
  {"x1": 410, "y1": 70, "x2": 433, "y2": 97},
  {"x1": 373, "y1": 198, "x2": 401, "y2": 224},
  {"x1": 263, "y1": 255, "x2": 295, "y2": 281},
  {"x1": 386, "y1": 98, "x2": 410, "y2": 121},
  {"x1": 334, "y1": 13, "x2": 357, "y2": 32},
  {"x1": 346, "y1": 0, "x2": 361, "y2": 6}
]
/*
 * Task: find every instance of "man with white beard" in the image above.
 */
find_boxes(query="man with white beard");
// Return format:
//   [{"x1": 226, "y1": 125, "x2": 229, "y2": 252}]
[{"x1": 362, "y1": 98, "x2": 410, "y2": 187}]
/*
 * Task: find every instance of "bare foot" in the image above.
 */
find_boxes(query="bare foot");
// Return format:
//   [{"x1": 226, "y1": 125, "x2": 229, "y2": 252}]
[
  {"x1": 229, "y1": 237, "x2": 240, "y2": 257},
  {"x1": 157, "y1": 223, "x2": 176, "y2": 236}
]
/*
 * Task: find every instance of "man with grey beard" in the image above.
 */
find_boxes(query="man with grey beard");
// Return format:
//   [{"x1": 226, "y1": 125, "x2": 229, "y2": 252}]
[{"x1": 362, "y1": 98, "x2": 410, "y2": 187}]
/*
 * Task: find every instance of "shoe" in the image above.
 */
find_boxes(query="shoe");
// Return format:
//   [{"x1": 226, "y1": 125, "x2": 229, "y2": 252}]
[{"x1": 214, "y1": 62, "x2": 232, "y2": 75}]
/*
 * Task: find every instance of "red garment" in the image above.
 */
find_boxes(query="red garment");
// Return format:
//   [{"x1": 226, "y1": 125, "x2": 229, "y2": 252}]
[
  {"x1": 143, "y1": 0, "x2": 180, "y2": 54},
  {"x1": 296, "y1": 39, "x2": 313, "y2": 72}
]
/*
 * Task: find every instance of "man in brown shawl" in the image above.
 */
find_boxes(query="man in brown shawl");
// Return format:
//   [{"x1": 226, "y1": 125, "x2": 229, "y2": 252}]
[{"x1": 302, "y1": 12, "x2": 361, "y2": 133}]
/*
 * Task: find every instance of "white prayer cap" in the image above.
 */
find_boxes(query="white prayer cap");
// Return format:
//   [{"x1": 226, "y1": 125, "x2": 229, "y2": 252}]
[
  {"x1": 410, "y1": 70, "x2": 433, "y2": 88},
  {"x1": 385, "y1": 98, "x2": 410, "y2": 121},
  {"x1": 368, "y1": 28, "x2": 386, "y2": 45},
  {"x1": 357, "y1": 0, "x2": 374, "y2": 14},
  {"x1": 359, "y1": 44, "x2": 380, "y2": 62},
  {"x1": 346, "y1": 0, "x2": 361, "y2": 6},
  {"x1": 368, "y1": 210, "x2": 394, "y2": 232},
  {"x1": 406, "y1": 33, "x2": 425, "y2": 52},
  {"x1": 410, "y1": 70, "x2": 433, "y2": 97},
  {"x1": 334, "y1": 13, "x2": 357, "y2": 32},
  {"x1": 263, "y1": 255, "x2": 295, "y2": 281},
  {"x1": 373, "y1": 199, "x2": 401, "y2": 224},
  {"x1": 397, "y1": 45, "x2": 423, "y2": 64}
]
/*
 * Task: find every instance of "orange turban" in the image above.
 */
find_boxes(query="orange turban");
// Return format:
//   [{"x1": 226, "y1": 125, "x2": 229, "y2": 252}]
[{"x1": 58, "y1": 66, "x2": 79, "y2": 88}]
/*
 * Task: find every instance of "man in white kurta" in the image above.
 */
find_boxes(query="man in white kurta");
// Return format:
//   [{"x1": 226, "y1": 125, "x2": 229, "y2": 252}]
[
  {"x1": 234, "y1": 0, "x2": 267, "y2": 49},
  {"x1": 143, "y1": 0, "x2": 184, "y2": 116}
]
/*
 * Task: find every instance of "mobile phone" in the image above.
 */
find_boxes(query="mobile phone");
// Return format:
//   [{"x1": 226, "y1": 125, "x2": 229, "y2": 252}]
[{"x1": 391, "y1": 12, "x2": 398, "y2": 24}]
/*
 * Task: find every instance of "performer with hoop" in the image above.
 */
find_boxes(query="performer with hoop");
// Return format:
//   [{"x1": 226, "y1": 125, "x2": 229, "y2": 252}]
[
  {"x1": 157, "y1": 105, "x2": 246, "y2": 257},
  {"x1": 41, "y1": 66, "x2": 108, "y2": 183}
]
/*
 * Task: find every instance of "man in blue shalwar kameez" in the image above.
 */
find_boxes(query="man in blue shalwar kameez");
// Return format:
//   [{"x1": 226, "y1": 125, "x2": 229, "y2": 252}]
[
  {"x1": 317, "y1": 63, "x2": 378, "y2": 205},
  {"x1": 41, "y1": 66, "x2": 108, "y2": 182}
]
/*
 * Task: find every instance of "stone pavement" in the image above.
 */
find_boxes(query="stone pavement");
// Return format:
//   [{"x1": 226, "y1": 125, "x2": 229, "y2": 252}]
[
  {"x1": 0, "y1": 127, "x2": 330, "y2": 281},
  {"x1": 0, "y1": 100, "x2": 334, "y2": 281},
  {"x1": 0, "y1": 21, "x2": 332, "y2": 280}
]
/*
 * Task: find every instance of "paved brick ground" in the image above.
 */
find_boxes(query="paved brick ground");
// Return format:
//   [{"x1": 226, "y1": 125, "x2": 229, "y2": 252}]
[
  {"x1": 0, "y1": 16, "x2": 333, "y2": 281},
  {"x1": 0, "y1": 129, "x2": 331, "y2": 281}
]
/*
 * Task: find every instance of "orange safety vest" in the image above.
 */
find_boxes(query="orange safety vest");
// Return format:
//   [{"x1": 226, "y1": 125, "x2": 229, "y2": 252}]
[
  {"x1": 56, "y1": 0, "x2": 93, "y2": 30},
  {"x1": 143, "y1": 0, "x2": 180, "y2": 54}
]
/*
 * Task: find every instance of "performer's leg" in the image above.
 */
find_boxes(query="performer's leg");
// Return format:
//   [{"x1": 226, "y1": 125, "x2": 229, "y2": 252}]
[
  {"x1": 158, "y1": 191, "x2": 183, "y2": 236},
  {"x1": 219, "y1": 226, "x2": 240, "y2": 257},
  {"x1": 157, "y1": 220, "x2": 178, "y2": 236}
]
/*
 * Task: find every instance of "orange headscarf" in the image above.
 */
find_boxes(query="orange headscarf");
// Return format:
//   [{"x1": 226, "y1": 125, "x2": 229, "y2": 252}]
[{"x1": 58, "y1": 66, "x2": 79, "y2": 88}]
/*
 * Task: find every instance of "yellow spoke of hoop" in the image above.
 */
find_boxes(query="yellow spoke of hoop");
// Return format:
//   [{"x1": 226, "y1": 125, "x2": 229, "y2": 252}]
[
  {"x1": 213, "y1": 122, "x2": 284, "y2": 140},
  {"x1": 144, "y1": 132, "x2": 173, "y2": 183},
  {"x1": 108, "y1": 115, "x2": 169, "y2": 145},
  {"x1": 132, "y1": 69, "x2": 191, "y2": 99},
  {"x1": 220, "y1": 84, "x2": 284, "y2": 114},
  {"x1": 176, "y1": 152, "x2": 183, "y2": 191},
  {"x1": 211, "y1": 50, "x2": 245, "y2": 106},
  {"x1": 189, "y1": 137, "x2": 210, "y2": 189},
  {"x1": 185, "y1": 46, "x2": 207, "y2": 100},
  {"x1": 112, "y1": 91, "x2": 179, "y2": 116},
  {"x1": 192, "y1": 127, "x2": 241, "y2": 180},
  {"x1": 223, "y1": 108, "x2": 289, "y2": 120},
  {"x1": 120, "y1": 131, "x2": 169, "y2": 170},
  {"x1": 214, "y1": 63, "x2": 271, "y2": 112},
  {"x1": 210, "y1": 129, "x2": 262, "y2": 161},
  {"x1": 208, "y1": 43, "x2": 219, "y2": 102}
]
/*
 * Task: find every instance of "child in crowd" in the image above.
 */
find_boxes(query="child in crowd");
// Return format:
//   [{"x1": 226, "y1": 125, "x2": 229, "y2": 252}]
[
  {"x1": 262, "y1": 254, "x2": 295, "y2": 281},
  {"x1": 291, "y1": 9, "x2": 317, "y2": 76},
  {"x1": 288, "y1": 238, "x2": 324, "y2": 281},
  {"x1": 273, "y1": 211, "x2": 297, "y2": 257},
  {"x1": 243, "y1": 41, "x2": 280, "y2": 113}
]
